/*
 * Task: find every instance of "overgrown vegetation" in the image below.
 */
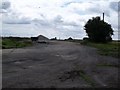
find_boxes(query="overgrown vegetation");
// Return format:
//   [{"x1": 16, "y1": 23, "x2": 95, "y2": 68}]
[
  {"x1": 58, "y1": 65, "x2": 96, "y2": 87},
  {"x1": 2, "y1": 37, "x2": 32, "y2": 49},
  {"x1": 81, "y1": 40, "x2": 120, "y2": 58},
  {"x1": 69, "y1": 39, "x2": 119, "y2": 58}
]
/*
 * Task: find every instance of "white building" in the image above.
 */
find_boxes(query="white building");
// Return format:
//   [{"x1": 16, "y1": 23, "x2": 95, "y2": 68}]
[{"x1": 37, "y1": 35, "x2": 49, "y2": 43}]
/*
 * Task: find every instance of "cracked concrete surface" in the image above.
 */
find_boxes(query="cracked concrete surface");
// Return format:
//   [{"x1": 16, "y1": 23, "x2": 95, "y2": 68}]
[{"x1": 2, "y1": 41, "x2": 119, "y2": 88}]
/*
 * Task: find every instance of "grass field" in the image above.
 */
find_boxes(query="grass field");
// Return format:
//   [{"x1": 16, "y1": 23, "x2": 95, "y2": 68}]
[
  {"x1": 71, "y1": 40, "x2": 120, "y2": 58},
  {"x1": 2, "y1": 37, "x2": 32, "y2": 49}
]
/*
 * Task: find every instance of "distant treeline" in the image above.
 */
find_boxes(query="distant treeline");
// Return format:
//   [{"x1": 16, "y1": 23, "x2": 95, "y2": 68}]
[
  {"x1": 2, "y1": 37, "x2": 31, "y2": 41},
  {"x1": 1, "y1": 36, "x2": 120, "y2": 42}
]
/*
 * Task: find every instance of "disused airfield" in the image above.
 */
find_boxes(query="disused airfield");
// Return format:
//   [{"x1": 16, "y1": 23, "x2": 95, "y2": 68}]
[{"x1": 2, "y1": 38, "x2": 118, "y2": 88}]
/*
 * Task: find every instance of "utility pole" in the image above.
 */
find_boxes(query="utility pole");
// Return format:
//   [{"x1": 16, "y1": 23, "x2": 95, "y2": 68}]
[{"x1": 103, "y1": 13, "x2": 104, "y2": 22}]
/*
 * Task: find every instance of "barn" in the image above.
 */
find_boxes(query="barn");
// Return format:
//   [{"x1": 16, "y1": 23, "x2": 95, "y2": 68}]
[
  {"x1": 31, "y1": 35, "x2": 49, "y2": 43},
  {"x1": 37, "y1": 35, "x2": 49, "y2": 43}
]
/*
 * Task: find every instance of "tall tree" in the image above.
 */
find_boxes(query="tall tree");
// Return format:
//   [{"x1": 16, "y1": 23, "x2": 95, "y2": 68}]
[{"x1": 84, "y1": 16, "x2": 114, "y2": 42}]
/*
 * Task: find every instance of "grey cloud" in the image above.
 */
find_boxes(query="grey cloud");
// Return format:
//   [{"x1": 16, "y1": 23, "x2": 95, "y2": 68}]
[
  {"x1": 75, "y1": 9, "x2": 88, "y2": 15},
  {"x1": 61, "y1": 0, "x2": 111, "y2": 8},
  {"x1": 5, "y1": 21, "x2": 31, "y2": 24},
  {"x1": 0, "y1": 9, "x2": 7, "y2": 13},
  {"x1": 61, "y1": 1, "x2": 82, "y2": 8},
  {"x1": 1, "y1": 0, "x2": 11, "y2": 9},
  {"x1": 32, "y1": 14, "x2": 80, "y2": 34},
  {"x1": 110, "y1": 2, "x2": 118, "y2": 12},
  {"x1": 88, "y1": 7, "x2": 110, "y2": 17},
  {"x1": 3, "y1": 17, "x2": 31, "y2": 24},
  {"x1": 33, "y1": 19, "x2": 51, "y2": 27},
  {"x1": 73, "y1": 3, "x2": 110, "y2": 17},
  {"x1": 0, "y1": 0, "x2": 11, "y2": 14},
  {"x1": 63, "y1": 22, "x2": 79, "y2": 26},
  {"x1": 119, "y1": 2, "x2": 120, "y2": 12},
  {"x1": 54, "y1": 15, "x2": 63, "y2": 23},
  {"x1": 32, "y1": 15, "x2": 80, "y2": 35},
  {"x1": 32, "y1": 15, "x2": 63, "y2": 28},
  {"x1": 53, "y1": 15, "x2": 79, "y2": 26}
]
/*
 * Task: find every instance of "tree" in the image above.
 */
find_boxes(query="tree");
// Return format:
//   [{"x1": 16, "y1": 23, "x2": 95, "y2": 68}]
[
  {"x1": 51, "y1": 37, "x2": 57, "y2": 40},
  {"x1": 84, "y1": 16, "x2": 114, "y2": 42}
]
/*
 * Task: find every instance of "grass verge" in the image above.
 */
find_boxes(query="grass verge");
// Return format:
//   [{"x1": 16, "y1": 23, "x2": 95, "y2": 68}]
[
  {"x1": 70, "y1": 40, "x2": 120, "y2": 58},
  {"x1": 2, "y1": 38, "x2": 32, "y2": 49}
]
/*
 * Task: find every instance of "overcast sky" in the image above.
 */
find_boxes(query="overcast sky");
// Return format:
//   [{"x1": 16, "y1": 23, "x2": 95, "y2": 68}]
[{"x1": 0, "y1": 0, "x2": 119, "y2": 39}]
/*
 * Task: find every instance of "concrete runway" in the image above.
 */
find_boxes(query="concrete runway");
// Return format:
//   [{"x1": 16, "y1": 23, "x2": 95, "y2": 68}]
[{"x1": 2, "y1": 41, "x2": 119, "y2": 88}]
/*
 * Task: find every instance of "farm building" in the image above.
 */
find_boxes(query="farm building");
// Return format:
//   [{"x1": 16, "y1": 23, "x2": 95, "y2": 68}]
[
  {"x1": 31, "y1": 35, "x2": 49, "y2": 43},
  {"x1": 37, "y1": 35, "x2": 49, "y2": 43}
]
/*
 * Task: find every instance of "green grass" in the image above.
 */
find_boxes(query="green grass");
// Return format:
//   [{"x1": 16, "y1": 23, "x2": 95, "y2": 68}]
[
  {"x1": 2, "y1": 38, "x2": 32, "y2": 49},
  {"x1": 85, "y1": 41, "x2": 119, "y2": 58},
  {"x1": 59, "y1": 69, "x2": 96, "y2": 87},
  {"x1": 78, "y1": 71, "x2": 96, "y2": 87},
  {"x1": 70, "y1": 40, "x2": 120, "y2": 58},
  {"x1": 74, "y1": 65, "x2": 96, "y2": 87}
]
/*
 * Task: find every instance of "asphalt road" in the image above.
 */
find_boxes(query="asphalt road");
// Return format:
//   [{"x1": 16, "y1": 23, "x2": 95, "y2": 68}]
[{"x1": 2, "y1": 41, "x2": 119, "y2": 88}]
